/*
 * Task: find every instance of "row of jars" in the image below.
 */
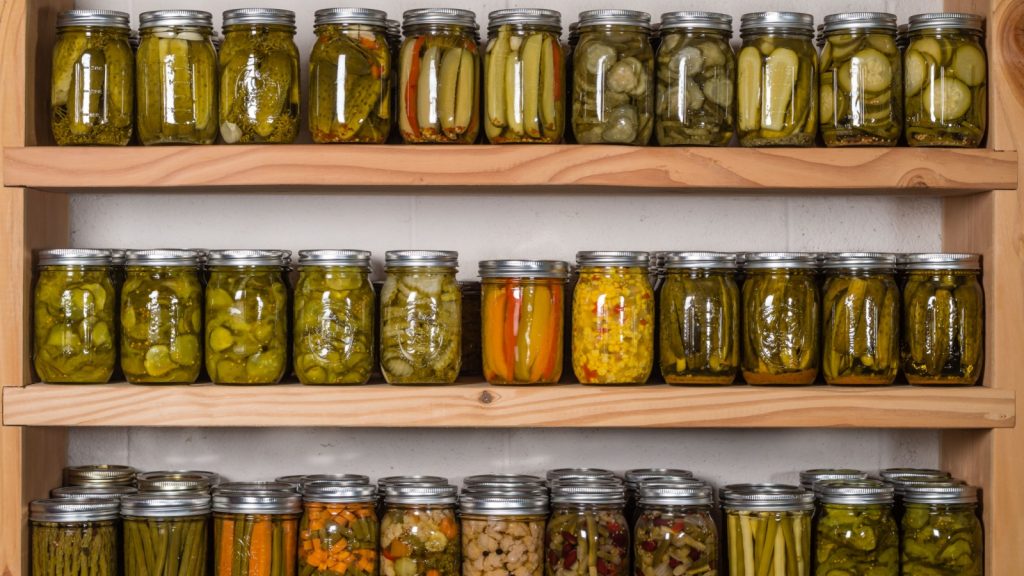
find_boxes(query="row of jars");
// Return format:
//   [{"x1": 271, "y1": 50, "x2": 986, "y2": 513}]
[{"x1": 52, "y1": 8, "x2": 986, "y2": 148}]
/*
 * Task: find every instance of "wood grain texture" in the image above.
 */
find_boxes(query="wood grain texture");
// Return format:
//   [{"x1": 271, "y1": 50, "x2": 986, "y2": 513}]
[
  {"x1": 987, "y1": 0, "x2": 1024, "y2": 151},
  {"x1": 2, "y1": 146, "x2": 1017, "y2": 193}
]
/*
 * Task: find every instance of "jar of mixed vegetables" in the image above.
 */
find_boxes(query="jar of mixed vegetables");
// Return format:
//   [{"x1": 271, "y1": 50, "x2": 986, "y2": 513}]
[
  {"x1": 381, "y1": 483, "x2": 460, "y2": 576},
  {"x1": 123, "y1": 493, "x2": 210, "y2": 576},
  {"x1": 634, "y1": 483, "x2": 717, "y2": 576},
  {"x1": 460, "y1": 487, "x2": 548, "y2": 576},
  {"x1": 901, "y1": 483, "x2": 982, "y2": 576},
  {"x1": 721, "y1": 484, "x2": 814, "y2": 576},
  {"x1": 213, "y1": 485, "x2": 300, "y2": 576},
  {"x1": 797, "y1": 469, "x2": 867, "y2": 492},
  {"x1": 623, "y1": 469, "x2": 695, "y2": 526},
  {"x1": 300, "y1": 481, "x2": 379, "y2": 576},
  {"x1": 64, "y1": 464, "x2": 137, "y2": 487},
  {"x1": 136, "y1": 470, "x2": 219, "y2": 494},
  {"x1": 546, "y1": 481, "x2": 630, "y2": 576},
  {"x1": 52, "y1": 485, "x2": 139, "y2": 500},
  {"x1": 814, "y1": 480, "x2": 898, "y2": 576},
  {"x1": 31, "y1": 498, "x2": 120, "y2": 576}
]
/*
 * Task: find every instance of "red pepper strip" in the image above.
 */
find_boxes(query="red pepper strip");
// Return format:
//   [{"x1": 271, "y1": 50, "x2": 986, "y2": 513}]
[
  {"x1": 405, "y1": 37, "x2": 425, "y2": 138},
  {"x1": 504, "y1": 281, "x2": 518, "y2": 378},
  {"x1": 538, "y1": 285, "x2": 562, "y2": 380},
  {"x1": 552, "y1": 42, "x2": 563, "y2": 98}
]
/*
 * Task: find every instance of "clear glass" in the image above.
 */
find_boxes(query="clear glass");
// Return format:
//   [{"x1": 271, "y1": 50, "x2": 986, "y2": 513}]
[
  {"x1": 125, "y1": 514, "x2": 207, "y2": 576},
  {"x1": 32, "y1": 519, "x2": 118, "y2": 576},
  {"x1": 656, "y1": 28, "x2": 735, "y2": 146},
  {"x1": 634, "y1": 503, "x2": 717, "y2": 576},
  {"x1": 481, "y1": 278, "x2": 565, "y2": 384},
  {"x1": 380, "y1": 267, "x2": 461, "y2": 383},
  {"x1": 300, "y1": 501, "x2": 378, "y2": 576},
  {"x1": 545, "y1": 503, "x2": 629, "y2": 576},
  {"x1": 901, "y1": 502, "x2": 982, "y2": 576},
  {"x1": 902, "y1": 270, "x2": 983, "y2": 385},
  {"x1": 820, "y1": 29, "x2": 902, "y2": 146},
  {"x1": 725, "y1": 508, "x2": 812, "y2": 576},
  {"x1": 380, "y1": 503, "x2": 460, "y2": 576},
  {"x1": 741, "y1": 268, "x2": 820, "y2": 385},
  {"x1": 822, "y1": 270, "x2": 899, "y2": 385},
  {"x1": 462, "y1": 513, "x2": 545, "y2": 576},
  {"x1": 815, "y1": 502, "x2": 897, "y2": 575},
  {"x1": 213, "y1": 512, "x2": 299, "y2": 576},
  {"x1": 660, "y1": 268, "x2": 740, "y2": 384},
  {"x1": 737, "y1": 30, "x2": 818, "y2": 147}
]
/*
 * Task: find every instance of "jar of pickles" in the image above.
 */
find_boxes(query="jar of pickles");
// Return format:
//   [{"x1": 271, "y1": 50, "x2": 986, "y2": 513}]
[
  {"x1": 380, "y1": 250, "x2": 461, "y2": 384},
  {"x1": 634, "y1": 483, "x2": 717, "y2": 576},
  {"x1": 572, "y1": 251, "x2": 654, "y2": 384},
  {"x1": 64, "y1": 464, "x2": 137, "y2": 486},
  {"x1": 398, "y1": 9, "x2": 480, "y2": 143},
  {"x1": 136, "y1": 10, "x2": 218, "y2": 145},
  {"x1": 381, "y1": 484, "x2": 460, "y2": 576},
  {"x1": 300, "y1": 482, "x2": 379, "y2": 576},
  {"x1": 34, "y1": 249, "x2": 116, "y2": 383},
  {"x1": 484, "y1": 9, "x2": 565, "y2": 143},
  {"x1": 213, "y1": 486, "x2": 301, "y2": 576},
  {"x1": 721, "y1": 484, "x2": 814, "y2": 576},
  {"x1": 31, "y1": 498, "x2": 119, "y2": 576},
  {"x1": 655, "y1": 12, "x2": 735, "y2": 146},
  {"x1": 737, "y1": 12, "x2": 817, "y2": 147},
  {"x1": 820, "y1": 13, "x2": 902, "y2": 147},
  {"x1": 904, "y1": 13, "x2": 986, "y2": 147},
  {"x1": 51, "y1": 10, "x2": 133, "y2": 145},
  {"x1": 546, "y1": 481, "x2": 629, "y2": 576},
  {"x1": 205, "y1": 250, "x2": 289, "y2": 384},
  {"x1": 901, "y1": 483, "x2": 982, "y2": 576},
  {"x1": 460, "y1": 488, "x2": 548, "y2": 576},
  {"x1": 901, "y1": 253, "x2": 984, "y2": 385},
  {"x1": 814, "y1": 480, "x2": 898, "y2": 575},
  {"x1": 123, "y1": 493, "x2": 210, "y2": 576},
  {"x1": 136, "y1": 470, "x2": 219, "y2": 494},
  {"x1": 572, "y1": 10, "x2": 654, "y2": 145}
]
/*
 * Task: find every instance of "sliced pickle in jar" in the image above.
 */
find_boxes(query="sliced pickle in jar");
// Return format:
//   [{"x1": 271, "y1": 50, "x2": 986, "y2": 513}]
[
  {"x1": 924, "y1": 77, "x2": 971, "y2": 120},
  {"x1": 905, "y1": 50, "x2": 929, "y2": 96},
  {"x1": 951, "y1": 44, "x2": 986, "y2": 86},
  {"x1": 837, "y1": 48, "x2": 892, "y2": 94}
]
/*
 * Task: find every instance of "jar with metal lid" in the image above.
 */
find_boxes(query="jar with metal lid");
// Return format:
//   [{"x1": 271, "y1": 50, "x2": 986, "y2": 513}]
[
  {"x1": 213, "y1": 486, "x2": 301, "y2": 576},
  {"x1": 737, "y1": 12, "x2": 818, "y2": 147},
  {"x1": 904, "y1": 13, "x2": 986, "y2": 147},
  {"x1": 660, "y1": 252, "x2": 740, "y2": 384},
  {"x1": 820, "y1": 13, "x2": 902, "y2": 147},
  {"x1": 34, "y1": 249, "x2": 116, "y2": 383},
  {"x1": 137, "y1": 470, "x2": 219, "y2": 493},
  {"x1": 741, "y1": 253, "x2": 820, "y2": 385},
  {"x1": 136, "y1": 10, "x2": 217, "y2": 145},
  {"x1": 879, "y1": 468, "x2": 951, "y2": 484},
  {"x1": 123, "y1": 493, "x2": 210, "y2": 576},
  {"x1": 901, "y1": 253, "x2": 983, "y2": 385},
  {"x1": 31, "y1": 498, "x2": 120, "y2": 576},
  {"x1": 380, "y1": 250, "x2": 461, "y2": 384},
  {"x1": 460, "y1": 489, "x2": 548, "y2": 576},
  {"x1": 634, "y1": 483, "x2": 717, "y2": 576},
  {"x1": 797, "y1": 469, "x2": 867, "y2": 492},
  {"x1": 821, "y1": 253, "x2": 899, "y2": 385},
  {"x1": 624, "y1": 469, "x2": 694, "y2": 521},
  {"x1": 53, "y1": 485, "x2": 139, "y2": 500},
  {"x1": 205, "y1": 250, "x2": 289, "y2": 384},
  {"x1": 572, "y1": 251, "x2": 654, "y2": 384},
  {"x1": 464, "y1": 473, "x2": 547, "y2": 489},
  {"x1": 65, "y1": 463, "x2": 137, "y2": 486},
  {"x1": 310, "y1": 8, "x2": 391, "y2": 143},
  {"x1": 51, "y1": 10, "x2": 133, "y2": 145},
  {"x1": 721, "y1": 484, "x2": 814, "y2": 576},
  {"x1": 398, "y1": 9, "x2": 480, "y2": 143},
  {"x1": 381, "y1": 484, "x2": 460, "y2": 576},
  {"x1": 572, "y1": 10, "x2": 654, "y2": 145},
  {"x1": 300, "y1": 482, "x2": 379, "y2": 576},
  {"x1": 218, "y1": 8, "x2": 299, "y2": 143},
  {"x1": 814, "y1": 480, "x2": 898, "y2": 575},
  {"x1": 655, "y1": 12, "x2": 735, "y2": 146},
  {"x1": 901, "y1": 483, "x2": 982, "y2": 576},
  {"x1": 897, "y1": 24, "x2": 909, "y2": 52},
  {"x1": 484, "y1": 9, "x2": 565, "y2": 143},
  {"x1": 546, "y1": 481, "x2": 630, "y2": 576},
  {"x1": 547, "y1": 468, "x2": 618, "y2": 483}
]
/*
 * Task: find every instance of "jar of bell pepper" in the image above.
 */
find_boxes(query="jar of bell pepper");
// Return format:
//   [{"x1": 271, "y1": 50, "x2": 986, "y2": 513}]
[
  {"x1": 31, "y1": 498, "x2": 120, "y2": 576},
  {"x1": 123, "y1": 493, "x2": 211, "y2": 576},
  {"x1": 300, "y1": 481, "x2": 379, "y2": 576},
  {"x1": 213, "y1": 485, "x2": 301, "y2": 576}
]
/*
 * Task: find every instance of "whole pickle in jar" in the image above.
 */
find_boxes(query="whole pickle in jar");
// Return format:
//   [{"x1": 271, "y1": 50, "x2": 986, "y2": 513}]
[
  {"x1": 737, "y1": 35, "x2": 818, "y2": 147},
  {"x1": 34, "y1": 267, "x2": 117, "y2": 383},
  {"x1": 816, "y1": 503, "x2": 899, "y2": 575},
  {"x1": 822, "y1": 273, "x2": 899, "y2": 385},
  {"x1": 205, "y1": 269, "x2": 288, "y2": 384},
  {"x1": 821, "y1": 29, "x2": 902, "y2": 147},
  {"x1": 741, "y1": 268, "x2": 819, "y2": 385},
  {"x1": 399, "y1": 33, "x2": 480, "y2": 144},
  {"x1": 379, "y1": 271, "x2": 461, "y2": 383},
  {"x1": 121, "y1": 266, "x2": 203, "y2": 383},
  {"x1": 659, "y1": 270, "x2": 739, "y2": 384},
  {"x1": 484, "y1": 25, "x2": 565, "y2": 144},
  {"x1": 655, "y1": 28, "x2": 735, "y2": 146},
  {"x1": 901, "y1": 272, "x2": 983, "y2": 385}
]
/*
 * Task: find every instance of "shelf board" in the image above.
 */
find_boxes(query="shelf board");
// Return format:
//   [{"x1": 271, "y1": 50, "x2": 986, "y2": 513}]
[
  {"x1": 3, "y1": 145, "x2": 1017, "y2": 193},
  {"x1": 2, "y1": 382, "x2": 1014, "y2": 429}
]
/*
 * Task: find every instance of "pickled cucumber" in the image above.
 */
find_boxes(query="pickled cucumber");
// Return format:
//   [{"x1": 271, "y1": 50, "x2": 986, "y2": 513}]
[
  {"x1": 659, "y1": 270, "x2": 739, "y2": 384},
  {"x1": 485, "y1": 26, "x2": 564, "y2": 143},
  {"x1": 380, "y1": 271, "x2": 461, "y2": 383},
  {"x1": 121, "y1": 266, "x2": 203, "y2": 383},
  {"x1": 741, "y1": 270, "x2": 819, "y2": 384},
  {"x1": 294, "y1": 266, "x2": 374, "y2": 385},
  {"x1": 901, "y1": 503, "x2": 982, "y2": 576},
  {"x1": 137, "y1": 27, "x2": 218, "y2": 145},
  {"x1": 655, "y1": 29, "x2": 735, "y2": 146},
  {"x1": 737, "y1": 36, "x2": 817, "y2": 147},
  {"x1": 34, "y1": 267, "x2": 116, "y2": 383},
  {"x1": 816, "y1": 503, "x2": 899, "y2": 575},
  {"x1": 51, "y1": 28, "x2": 133, "y2": 145},
  {"x1": 902, "y1": 271, "x2": 983, "y2": 385},
  {"x1": 822, "y1": 273, "x2": 899, "y2": 385},
  {"x1": 904, "y1": 32, "x2": 986, "y2": 147},
  {"x1": 399, "y1": 33, "x2": 480, "y2": 144}
]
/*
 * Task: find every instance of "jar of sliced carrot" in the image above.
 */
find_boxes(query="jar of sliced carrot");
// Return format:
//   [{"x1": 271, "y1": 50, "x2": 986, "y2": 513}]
[
  {"x1": 212, "y1": 484, "x2": 301, "y2": 576},
  {"x1": 300, "y1": 482, "x2": 379, "y2": 576}
]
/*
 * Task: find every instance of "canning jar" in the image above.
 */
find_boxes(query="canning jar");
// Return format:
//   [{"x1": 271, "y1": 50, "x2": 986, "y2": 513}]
[
  {"x1": 572, "y1": 10, "x2": 654, "y2": 145},
  {"x1": 904, "y1": 13, "x2": 986, "y2": 147},
  {"x1": 660, "y1": 252, "x2": 740, "y2": 384},
  {"x1": 136, "y1": 10, "x2": 217, "y2": 145},
  {"x1": 820, "y1": 12, "x2": 902, "y2": 147},
  {"x1": 901, "y1": 483, "x2": 982, "y2": 576},
  {"x1": 572, "y1": 251, "x2": 654, "y2": 384},
  {"x1": 205, "y1": 250, "x2": 289, "y2": 384},
  {"x1": 123, "y1": 493, "x2": 210, "y2": 576},
  {"x1": 721, "y1": 484, "x2": 814, "y2": 576},
  {"x1": 64, "y1": 464, "x2": 137, "y2": 486},
  {"x1": 213, "y1": 486, "x2": 301, "y2": 576},
  {"x1": 634, "y1": 483, "x2": 717, "y2": 576},
  {"x1": 737, "y1": 12, "x2": 817, "y2": 147},
  {"x1": 655, "y1": 12, "x2": 735, "y2": 146},
  {"x1": 300, "y1": 482, "x2": 379, "y2": 576},
  {"x1": 624, "y1": 468, "x2": 694, "y2": 526},
  {"x1": 547, "y1": 480, "x2": 629, "y2": 576},
  {"x1": 887, "y1": 476, "x2": 961, "y2": 524},
  {"x1": 381, "y1": 484, "x2": 460, "y2": 576},
  {"x1": 463, "y1": 474, "x2": 546, "y2": 491},
  {"x1": 31, "y1": 498, "x2": 119, "y2": 576},
  {"x1": 310, "y1": 8, "x2": 391, "y2": 143},
  {"x1": 741, "y1": 253, "x2": 820, "y2": 385},
  {"x1": 218, "y1": 9, "x2": 299, "y2": 144},
  {"x1": 480, "y1": 260, "x2": 569, "y2": 384},
  {"x1": 53, "y1": 485, "x2": 139, "y2": 500},
  {"x1": 34, "y1": 249, "x2": 116, "y2": 383},
  {"x1": 380, "y1": 250, "x2": 461, "y2": 384},
  {"x1": 821, "y1": 253, "x2": 899, "y2": 385},
  {"x1": 484, "y1": 9, "x2": 565, "y2": 143},
  {"x1": 797, "y1": 469, "x2": 867, "y2": 492},
  {"x1": 51, "y1": 10, "x2": 133, "y2": 145},
  {"x1": 460, "y1": 488, "x2": 548, "y2": 576},
  {"x1": 398, "y1": 9, "x2": 480, "y2": 143},
  {"x1": 137, "y1": 470, "x2": 219, "y2": 494},
  {"x1": 293, "y1": 250, "x2": 375, "y2": 385},
  {"x1": 901, "y1": 253, "x2": 984, "y2": 385},
  {"x1": 814, "y1": 480, "x2": 898, "y2": 576}
]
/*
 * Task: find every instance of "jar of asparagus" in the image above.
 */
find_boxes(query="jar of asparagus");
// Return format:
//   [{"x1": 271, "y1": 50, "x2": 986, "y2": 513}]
[
  {"x1": 901, "y1": 253, "x2": 984, "y2": 385},
  {"x1": 545, "y1": 481, "x2": 630, "y2": 576},
  {"x1": 123, "y1": 493, "x2": 210, "y2": 576},
  {"x1": 737, "y1": 12, "x2": 818, "y2": 147},
  {"x1": 309, "y1": 8, "x2": 391, "y2": 143},
  {"x1": 797, "y1": 469, "x2": 866, "y2": 492},
  {"x1": 380, "y1": 484, "x2": 460, "y2": 576},
  {"x1": 901, "y1": 483, "x2": 982, "y2": 576},
  {"x1": 213, "y1": 486, "x2": 300, "y2": 576},
  {"x1": 904, "y1": 13, "x2": 986, "y2": 147},
  {"x1": 136, "y1": 10, "x2": 218, "y2": 145},
  {"x1": 31, "y1": 498, "x2": 120, "y2": 576},
  {"x1": 814, "y1": 480, "x2": 899, "y2": 576},
  {"x1": 634, "y1": 483, "x2": 717, "y2": 576},
  {"x1": 51, "y1": 10, "x2": 134, "y2": 145},
  {"x1": 300, "y1": 482, "x2": 379, "y2": 576},
  {"x1": 136, "y1": 470, "x2": 219, "y2": 494},
  {"x1": 721, "y1": 484, "x2": 814, "y2": 576},
  {"x1": 460, "y1": 487, "x2": 548, "y2": 576},
  {"x1": 34, "y1": 249, "x2": 116, "y2": 383},
  {"x1": 64, "y1": 464, "x2": 137, "y2": 487},
  {"x1": 820, "y1": 12, "x2": 902, "y2": 147},
  {"x1": 572, "y1": 10, "x2": 654, "y2": 145},
  {"x1": 398, "y1": 9, "x2": 480, "y2": 143},
  {"x1": 484, "y1": 9, "x2": 565, "y2": 143},
  {"x1": 655, "y1": 12, "x2": 735, "y2": 146}
]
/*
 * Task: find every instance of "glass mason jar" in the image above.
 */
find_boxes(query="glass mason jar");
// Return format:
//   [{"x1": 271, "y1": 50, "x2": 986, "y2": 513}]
[
  {"x1": 460, "y1": 488, "x2": 548, "y2": 576},
  {"x1": 886, "y1": 475, "x2": 959, "y2": 524},
  {"x1": 300, "y1": 482, "x2": 379, "y2": 576},
  {"x1": 820, "y1": 12, "x2": 902, "y2": 147},
  {"x1": 901, "y1": 483, "x2": 982, "y2": 576},
  {"x1": 310, "y1": 8, "x2": 391, "y2": 143},
  {"x1": 51, "y1": 10, "x2": 133, "y2": 145},
  {"x1": 123, "y1": 493, "x2": 210, "y2": 576},
  {"x1": 205, "y1": 250, "x2": 289, "y2": 384},
  {"x1": 136, "y1": 470, "x2": 220, "y2": 494},
  {"x1": 136, "y1": 10, "x2": 218, "y2": 145},
  {"x1": 484, "y1": 9, "x2": 565, "y2": 143},
  {"x1": 737, "y1": 12, "x2": 818, "y2": 147},
  {"x1": 624, "y1": 469, "x2": 695, "y2": 527},
  {"x1": 722, "y1": 484, "x2": 814, "y2": 576},
  {"x1": 218, "y1": 9, "x2": 300, "y2": 144},
  {"x1": 797, "y1": 469, "x2": 867, "y2": 492},
  {"x1": 904, "y1": 13, "x2": 986, "y2": 147},
  {"x1": 814, "y1": 480, "x2": 899, "y2": 576},
  {"x1": 901, "y1": 253, "x2": 984, "y2": 385},
  {"x1": 655, "y1": 12, "x2": 735, "y2": 146},
  {"x1": 572, "y1": 251, "x2": 654, "y2": 384},
  {"x1": 381, "y1": 484, "x2": 460, "y2": 576},
  {"x1": 546, "y1": 481, "x2": 630, "y2": 576},
  {"x1": 293, "y1": 250, "x2": 375, "y2": 385},
  {"x1": 380, "y1": 250, "x2": 461, "y2": 384},
  {"x1": 821, "y1": 253, "x2": 899, "y2": 385},
  {"x1": 64, "y1": 463, "x2": 137, "y2": 487},
  {"x1": 634, "y1": 483, "x2": 718, "y2": 576},
  {"x1": 660, "y1": 252, "x2": 740, "y2": 384},
  {"x1": 741, "y1": 253, "x2": 820, "y2": 385},
  {"x1": 572, "y1": 10, "x2": 654, "y2": 145},
  {"x1": 398, "y1": 9, "x2": 480, "y2": 144},
  {"x1": 34, "y1": 249, "x2": 116, "y2": 383},
  {"x1": 213, "y1": 486, "x2": 301, "y2": 576},
  {"x1": 31, "y1": 498, "x2": 120, "y2": 576},
  {"x1": 463, "y1": 473, "x2": 546, "y2": 491},
  {"x1": 480, "y1": 260, "x2": 569, "y2": 385},
  {"x1": 52, "y1": 484, "x2": 139, "y2": 500}
]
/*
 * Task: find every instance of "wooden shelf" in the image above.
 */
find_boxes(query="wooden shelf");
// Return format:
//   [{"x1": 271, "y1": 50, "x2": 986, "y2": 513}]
[
  {"x1": 3, "y1": 145, "x2": 1017, "y2": 193},
  {"x1": 2, "y1": 382, "x2": 1014, "y2": 429}
]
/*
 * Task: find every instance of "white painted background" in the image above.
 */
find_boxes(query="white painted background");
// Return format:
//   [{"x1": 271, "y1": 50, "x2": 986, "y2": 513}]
[{"x1": 69, "y1": 0, "x2": 946, "y2": 488}]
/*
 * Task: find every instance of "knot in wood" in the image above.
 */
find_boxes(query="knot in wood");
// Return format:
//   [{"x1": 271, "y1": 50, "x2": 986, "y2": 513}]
[{"x1": 478, "y1": 390, "x2": 495, "y2": 405}]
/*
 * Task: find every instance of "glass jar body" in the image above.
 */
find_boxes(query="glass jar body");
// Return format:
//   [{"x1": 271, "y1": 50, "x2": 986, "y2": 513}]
[
  {"x1": 822, "y1": 270, "x2": 900, "y2": 385},
  {"x1": 737, "y1": 30, "x2": 818, "y2": 147},
  {"x1": 815, "y1": 503, "x2": 898, "y2": 575},
  {"x1": 300, "y1": 501, "x2": 379, "y2": 576},
  {"x1": 900, "y1": 503, "x2": 982, "y2": 576},
  {"x1": 462, "y1": 513, "x2": 545, "y2": 576},
  {"x1": 901, "y1": 270, "x2": 983, "y2": 385},
  {"x1": 125, "y1": 514, "x2": 208, "y2": 576},
  {"x1": 380, "y1": 267, "x2": 461, "y2": 383},
  {"x1": 741, "y1": 268, "x2": 820, "y2": 384},
  {"x1": 660, "y1": 269, "x2": 740, "y2": 384},
  {"x1": 655, "y1": 28, "x2": 735, "y2": 146},
  {"x1": 545, "y1": 503, "x2": 629, "y2": 576},
  {"x1": 32, "y1": 519, "x2": 118, "y2": 576},
  {"x1": 213, "y1": 512, "x2": 299, "y2": 576},
  {"x1": 380, "y1": 503, "x2": 460, "y2": 576},
  {"x1": 634, "y1": 504, "x2": 717, "y2": 576},
  {"x1": 481, "y1": 277, "x2": 565, "y2": 384},
  {"x1": 725, "y1": 508, "x2": 812, "y2": 576}
]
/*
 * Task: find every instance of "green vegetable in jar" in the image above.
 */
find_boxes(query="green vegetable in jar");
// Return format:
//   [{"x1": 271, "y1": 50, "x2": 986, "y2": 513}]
[
  {"x1": 125, "y1": 516, "x2": 207, "y2": 576},
  {"x1": 379, "y1": 269, "x2": 461, "y2": 384},
  {"x1": 545, "y1": 508, "x2": 629, "y2": 576},
  {"x1": 381, "y1": 507, "x2": 460, "y2": 576},
  {"x1": 634, "y1": 507, "x2": 716, "y2": 576},
  {"x1": 902, "y1": 269, "x2": 983, "y2": 385},
  {"x1": 901, "y1": 503, "x2": 982, "y2": 576},
  {"x1": 213, "y1": 513, "x2": 298, "y2": 576},
  {"x1": 726, "y1": 511, "x2": 810, "y2": 576},
  {"x1": 32, "y1": 521, "x2": 117, "y2": 576},
  {"x1": 816, "y1": 504, "x2": 898, "y2": 575}
]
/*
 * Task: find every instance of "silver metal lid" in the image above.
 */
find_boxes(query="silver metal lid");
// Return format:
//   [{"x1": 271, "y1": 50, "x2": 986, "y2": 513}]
[
  {"x1": 303, "y1": 474, "x2": 371, "y2": 485},
  {"x1": 909, "y1": 13, "x2": 984, "y2": 33},
  {"x1": 109, "y1": 249, "x2": 127, "y2": 266},
  {"x1": 314, "y1": 8, "x2": 388, "y2": 27},
  {"x1": 903, "y1": 482, "x2": 978, "y2": 504},
  {"x1": 659, "y1": 11, "x2": 732, "y2": 33},
  {"x1": 889, "y1": 478, "x2": 964, "y2": 498},
  {"x1": 720, "y1": 484, "x2": 815, "y2": 511},
  {"x1": 823, "y1": 12, "x2": 897, "y2": 35},
  {"x1": 816, "y1": 479, "x2": 894, "y2": 505},
  {"x1": 297, "y1": 250, "x2": 372, "y2": 268},
  {"x1": 799, "y1": 469, "x2": 868, "y2": 490},
  {"x1": 122, "y1": 493, "x2": 211, "y2": 517},
  {"x1": 31, "y1": 498, "x2": 121, "y2": 523},
  {"x1": 822, "y1": 252, "x2": 897, "y2": 270},
  {"x1": 664, "y1": 252, "x2": 738, "y2": 270},
  {"x1": 901, "y1": 253, "x2": 981, "y2": 271},
  {"x1": 478, "y1": 259, "x2": 570, "y2": 279},
  {"x1": 740, "y1": 12, "x2": 814, "y2": 35},
  {"x1": 303, "y1": 481, "x2": 377, "y2": 503},
  {"x1": 207, "y1": 249, "x2": 287, "y2": 266},
  {"x1": 879, "y1": 468, "x2": 952, "y2": 482},
  {"x1": 638, "y1": 483, "x2": 713, "y2": 506},
  {"x1": 488, "y1": 9, "x2": 561, "y2": 30},
  {"x1": 39, "y1": 249, "x2": 112, "y2": 267},
  {"x1": 58, "y1": 10, "x2": 131, "y2": 29},
  {"x1": 464, "y1": 474, "x2": 546, "y2": 487},
  {"x1": 52, "y1": 485, "x2": 138, "y2": 500},
  {"x1": 624, "y1": 468, "x2": 694, "y2": 486},
  {"x1": 742, "y1": 252, "x2": 819, "y2": 270},
  {"x1": 460, "y1": 489, "x2": 549, "y2": 515},
  {"x1": 385, "y1": 250, "x2": 458, "y2": 269},
  {"x1": 551, "y1": 481, "x2": 626, "y2": 505},
  {"x1": 576, "y1": 251, "x2": 650, "y2": 267},
  {"x1": 378, "y1": 475, "x2": 449, "y2": 487},
  {"x1": 384, "y1": 484, "x2": 458, "y2": 505},
  {"x1": 137, "y1": 471, "x2": 217, "y2": 493},
  {"x1": 547, "y1": 468, "x2": 618, "y2": 481},
  {"x1": 403, "y1": 8, "x2": 476, "y2": 29},
  {"x1": 212, "y1": 485, "x2": 302, "y2": 514},
  {"x1": 125, "y1": 249, "x2": 199, "y2": 267},
  {"x1": 579, "y1": 9, "x2": 651, "y2": 29},
  {"x1": 65, "y1": 464, "x2": 136, "y2": 486},
  {"x1": 223, "y1": 8, "x2": 295, "y2": 27},
  {"x1": 217, "y1": 481, "x2": 297, "y2": 493},
  {"x1": 139, "y1": 10, "x2": 214, "y2": 29}
]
